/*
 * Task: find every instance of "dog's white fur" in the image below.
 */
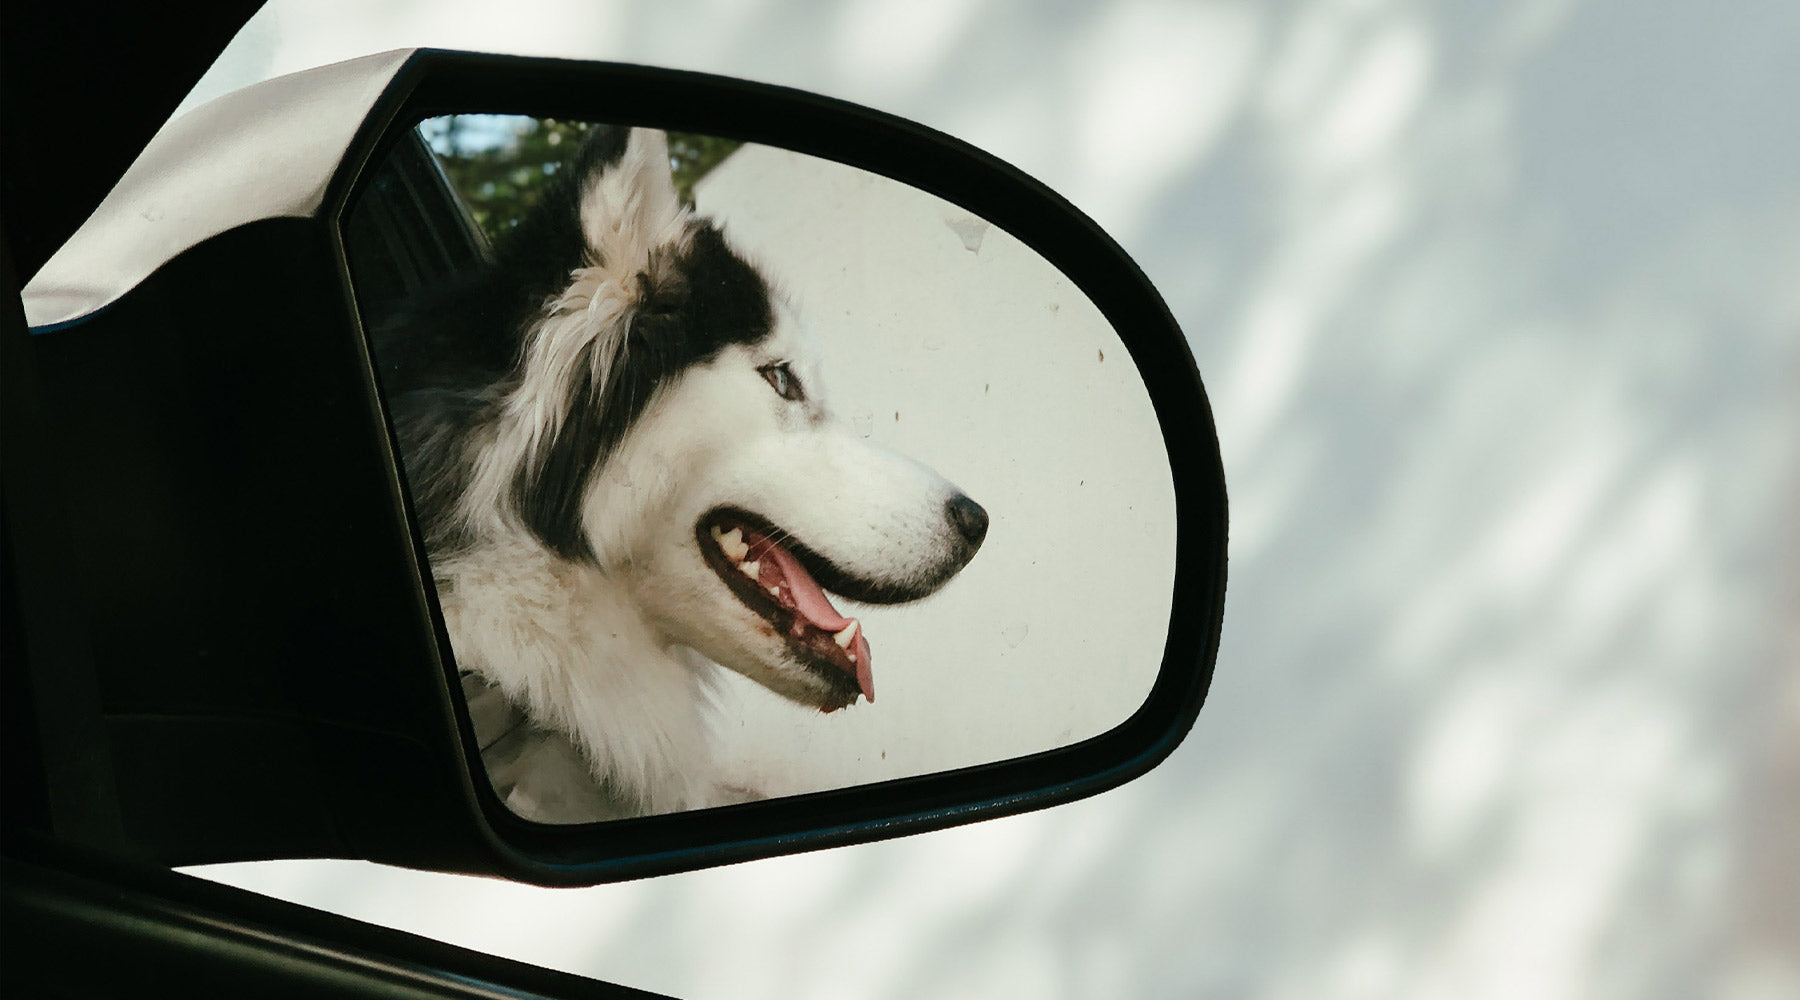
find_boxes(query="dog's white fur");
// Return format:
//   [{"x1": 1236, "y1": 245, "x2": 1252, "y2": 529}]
[{"x1": 429, "y1": 129, "x2": 974, "y2": 819}]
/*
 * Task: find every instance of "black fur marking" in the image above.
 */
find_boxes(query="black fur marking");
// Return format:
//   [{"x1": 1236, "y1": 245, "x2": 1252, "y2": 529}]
[
  {"x1": 370, "y1": 125, "x2": 774, "y2": 564},
  {"x1": 389, "y1": 386, "x2": 492, "y2": 557},
  {"x1": 514, "y1": 223, "x2": 775, "y2": 561}
]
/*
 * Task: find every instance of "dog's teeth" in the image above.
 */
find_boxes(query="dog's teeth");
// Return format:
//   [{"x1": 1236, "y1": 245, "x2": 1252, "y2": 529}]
[
  {"x1": 833, "y1": 619, "x2": 860, "y2": 649},
  {"x1": 767, "y1": 585, "x2": 781, "y2": 597},
  {"x1": 716, "y1": 527, "x2": 749, "y2": 561},
  {"x1": 739, "y1": 560, "x2": 760, "y2": 580}
]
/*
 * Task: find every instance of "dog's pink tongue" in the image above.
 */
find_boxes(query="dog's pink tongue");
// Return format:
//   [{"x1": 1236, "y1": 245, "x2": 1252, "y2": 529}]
[
  {"x1": 851, "y1": 632, "x2": 873, "y2": 703},
  {"x1": 751, "y1": 536, "x2": 874, "y2": 702}
]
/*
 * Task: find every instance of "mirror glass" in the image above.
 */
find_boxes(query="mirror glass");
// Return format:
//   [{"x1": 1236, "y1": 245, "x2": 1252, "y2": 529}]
[{"x1": 344, "y1": 116, "x2": 1175, "y2": 823}]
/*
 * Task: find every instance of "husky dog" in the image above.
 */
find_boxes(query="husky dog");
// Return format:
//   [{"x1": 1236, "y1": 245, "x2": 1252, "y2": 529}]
[{"x1": 372, "y1": 126, "x2": 987, "y2": 822}]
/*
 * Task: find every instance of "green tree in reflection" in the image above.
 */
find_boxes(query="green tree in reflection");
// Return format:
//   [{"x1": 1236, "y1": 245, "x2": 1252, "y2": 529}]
[{"x1": 425, "y1": 116, "x2": 740, "y2": 245}]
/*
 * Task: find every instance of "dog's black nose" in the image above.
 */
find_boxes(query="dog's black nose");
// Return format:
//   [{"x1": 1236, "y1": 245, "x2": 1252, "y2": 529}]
[{"x1": 946, "y1": 494, "x2": 989, "y2": 548}]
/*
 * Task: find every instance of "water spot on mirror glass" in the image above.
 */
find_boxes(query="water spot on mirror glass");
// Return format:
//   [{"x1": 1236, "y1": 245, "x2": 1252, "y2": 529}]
[{"x1": 943, "y1": 212, "x2": 989, "y2": 252}]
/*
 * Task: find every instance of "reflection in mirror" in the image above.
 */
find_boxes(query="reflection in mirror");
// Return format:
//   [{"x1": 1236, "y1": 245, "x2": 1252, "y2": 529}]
[{"x1": 344, "y1": 116, "x2": 1175, "y2": 822}]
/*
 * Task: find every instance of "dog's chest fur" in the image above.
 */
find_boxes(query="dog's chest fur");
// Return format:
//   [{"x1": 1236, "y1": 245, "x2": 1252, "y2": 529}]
[{"x1": 436, "y1": 539, "x2": 723, "y2": 819}]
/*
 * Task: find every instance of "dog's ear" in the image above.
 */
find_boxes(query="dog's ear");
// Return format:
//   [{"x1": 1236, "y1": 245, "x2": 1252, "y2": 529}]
[
  {"x1": 576, "y1": 127, "x2": 685, "y2": 268},
  {"x1": 501, "y1": 127, "x2": 689, "y2": 564}
]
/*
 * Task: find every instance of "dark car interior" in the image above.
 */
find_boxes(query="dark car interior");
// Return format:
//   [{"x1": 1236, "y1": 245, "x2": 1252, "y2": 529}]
[{"x1": 2, "y1": 3, "x2": 664, "y2": 995}]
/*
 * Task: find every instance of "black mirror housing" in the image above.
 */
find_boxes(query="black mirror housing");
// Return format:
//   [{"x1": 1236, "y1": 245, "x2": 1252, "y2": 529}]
[{"x1": 11, "y1": 50, "x2": 1227, "y2": 886}]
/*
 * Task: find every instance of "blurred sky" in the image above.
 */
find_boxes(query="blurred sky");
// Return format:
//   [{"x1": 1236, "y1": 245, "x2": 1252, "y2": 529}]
[{"x1": 183, "y1": 2, "x2": 1800, "y2": 998}]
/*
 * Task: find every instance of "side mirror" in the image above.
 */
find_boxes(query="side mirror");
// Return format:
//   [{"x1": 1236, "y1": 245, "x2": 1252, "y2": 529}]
[{"x1": 16, "y1": 49, "x2": 1225, "y2": 886}]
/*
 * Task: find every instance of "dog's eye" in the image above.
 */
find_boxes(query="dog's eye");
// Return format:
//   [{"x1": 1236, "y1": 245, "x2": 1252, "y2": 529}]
[{"x1": 759, "y1": 362, "x2": 804, "y2": 402}]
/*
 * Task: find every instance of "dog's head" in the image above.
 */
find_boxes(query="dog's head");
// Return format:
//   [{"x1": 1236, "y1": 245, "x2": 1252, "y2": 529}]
[{"x1": 497, "y1": 127, "x2": 987, "y2": 711}]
